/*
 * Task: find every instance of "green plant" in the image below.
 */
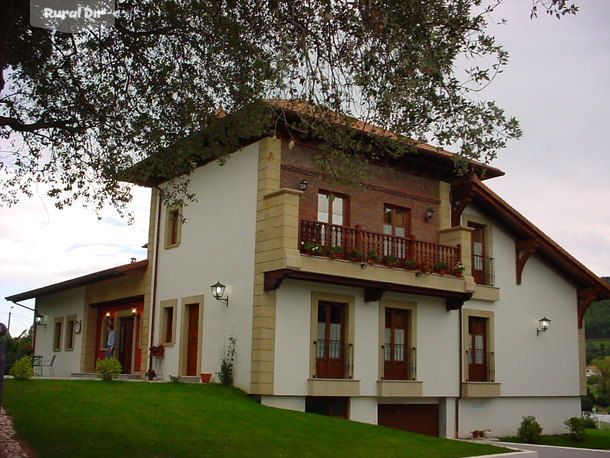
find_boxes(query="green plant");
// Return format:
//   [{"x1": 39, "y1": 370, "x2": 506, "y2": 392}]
[
  {"x1": 145, "y1": 369, "x2": 156, "y2": 380},
  {"x1": 9, "y1": 355, "x2": 34, "y2": 380},
  {"x1": 382, "y1": 255, "x2": 400, "y2": 265},
  {"x1": 434, "y1": 261, "x2": 449, "y2": 272},
  {"x1": 301, "y1": 242, "x2": 320, "y2": 254},
  {"x1": 564, "y1": 417, "x2": 586, "y2": 441},
  {"x1": 347, "y1": 250, "x2": 365, "y2": 262},
  {"x1": 95, "y1": 357, "x2": 122, "y2": 382},
  {"x1": 583, "y1": 416, "x2": 597, "y2": 429},
  {"x1": 366, "y1": 250, "x2": 379, "y2": 262},
  {"x1": 517, "y1": 416, "x2": 542, "y2": 444},
  {"x1": 218, "y1": 336, "x2": 236, "y2": 386}
]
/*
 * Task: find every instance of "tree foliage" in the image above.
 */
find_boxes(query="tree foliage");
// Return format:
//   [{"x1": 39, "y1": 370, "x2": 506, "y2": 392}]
[
  {"x1": 1, "y1": 0, "x2": 577, "y2": 213},
  {"x1": 585, "y1": 299, "x2": 610, "y2": 341}
]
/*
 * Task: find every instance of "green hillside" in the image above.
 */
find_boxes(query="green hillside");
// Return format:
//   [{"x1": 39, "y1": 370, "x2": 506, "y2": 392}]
[{"x1": 4, "y1": 380, "x2": 508, "y2": 457}]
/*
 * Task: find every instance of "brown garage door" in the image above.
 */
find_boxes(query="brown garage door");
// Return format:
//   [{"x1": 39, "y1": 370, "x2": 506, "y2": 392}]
[{"x1": 378, "y1": 404, "x2": 439, "y2": 437}]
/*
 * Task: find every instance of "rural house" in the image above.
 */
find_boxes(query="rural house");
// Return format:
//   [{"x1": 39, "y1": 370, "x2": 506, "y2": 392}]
[{"x1": 7, "y1": 101, "x2": 610, "y2": 438}]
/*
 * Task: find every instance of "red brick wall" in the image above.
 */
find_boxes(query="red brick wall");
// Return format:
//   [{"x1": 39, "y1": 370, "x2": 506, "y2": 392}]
[{"x1": 280, "y1": 141, "x2": 441, "y2": 243}]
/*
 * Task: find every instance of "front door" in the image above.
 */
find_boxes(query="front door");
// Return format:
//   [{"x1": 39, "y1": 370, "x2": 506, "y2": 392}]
[
  {"x1": 186, "y1": 303, "x2": 199, "y2": 376},
  {"x1": 118, "y1": 316, "x2": 134, "y2": 373},
  {"x1": 468, "y1": 316, "x2": 488, "y2": 381}
]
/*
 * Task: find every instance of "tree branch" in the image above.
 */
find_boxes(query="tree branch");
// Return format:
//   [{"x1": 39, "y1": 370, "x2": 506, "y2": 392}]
[{"x1": 0, "y1": 115, "x2": 83, "y2": 133}]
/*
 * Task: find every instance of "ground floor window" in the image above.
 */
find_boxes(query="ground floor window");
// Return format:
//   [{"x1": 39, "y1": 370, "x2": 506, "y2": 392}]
[{"x1": 305, "y1": 397, "x2": 349, "y2": 419}]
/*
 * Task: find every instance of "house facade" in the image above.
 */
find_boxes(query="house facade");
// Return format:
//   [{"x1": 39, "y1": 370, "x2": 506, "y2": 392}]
[{"x1": 8, "y1": 103, "x2": 609, "y2": 438}]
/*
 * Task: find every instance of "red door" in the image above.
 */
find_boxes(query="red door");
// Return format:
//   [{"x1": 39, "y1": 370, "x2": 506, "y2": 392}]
[
  {"x1": 118, "y1": 316, "x2": 134, "y2": 373},
  {"x1": 186, "y1": 304, "x2": 199, "y2": 376},
  {"x1": 316, "y1": 302, "x2": 346, "y2": 378},
  {"x1": 384, "y1": 309, "x2": 411, "y2": 380},
  {"x1": 468, "y1": 316, "x2": 488, "y2": 381}
]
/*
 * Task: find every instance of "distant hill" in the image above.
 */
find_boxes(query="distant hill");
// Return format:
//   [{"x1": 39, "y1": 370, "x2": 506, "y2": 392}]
[{"x1": 585, "y1": 277, "x2": 610, "y2": 340}]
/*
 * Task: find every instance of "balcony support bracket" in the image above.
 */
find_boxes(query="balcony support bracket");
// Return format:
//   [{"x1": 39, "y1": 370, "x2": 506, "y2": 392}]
[
  {"x1": 515, "y1": 239, "x2": 538, "y2": 285},
  {"x1": 364, "y1": 285, "x2": 389, "y2": 303}
]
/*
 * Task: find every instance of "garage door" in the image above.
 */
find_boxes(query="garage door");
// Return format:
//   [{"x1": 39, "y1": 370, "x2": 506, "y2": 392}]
[{"x1": 378, "y1": 404, "x2": 439, "y2": 437}]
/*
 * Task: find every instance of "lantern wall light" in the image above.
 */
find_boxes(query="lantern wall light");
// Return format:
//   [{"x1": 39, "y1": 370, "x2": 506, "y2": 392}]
[
  {"x1": 424, "y1": 207, "x2": 435, "y2": 223},
  {"x1": 537, "y1": 317, "x2": 551, "y2": 336},
  {"x1": 211, "y1": 281, "x2": 229, "y2": 306},
  {"x1": 35, "y1": 314, "x2": 47, "y2": 327}
]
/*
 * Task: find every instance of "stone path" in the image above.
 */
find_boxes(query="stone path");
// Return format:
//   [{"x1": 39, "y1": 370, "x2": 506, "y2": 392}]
[{"x1": 0, "y1": 408, "x2": 31, "y2": 457}]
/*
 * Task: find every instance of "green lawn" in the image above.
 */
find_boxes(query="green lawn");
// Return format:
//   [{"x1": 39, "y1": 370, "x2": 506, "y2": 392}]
[
  {"x1": 501, "y1": 428, "x2": 610, "y2": 450},
  {"x1": 4, "y1": 380, "x2": 508, "y2": 457}
]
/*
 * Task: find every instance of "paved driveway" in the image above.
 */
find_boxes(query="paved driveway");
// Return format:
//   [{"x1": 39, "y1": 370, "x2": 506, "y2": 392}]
[{"x1": 492, "y1": 441, "x2": 610, "y2": 457}]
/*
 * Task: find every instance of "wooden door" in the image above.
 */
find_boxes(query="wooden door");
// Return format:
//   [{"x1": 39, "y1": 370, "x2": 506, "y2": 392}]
[
  {"x1": 468, "y1": 316, "x2": 488, "y2": 381},
  {"x1": 378, "y1": 404, "x2": 439, "y2": 437},
  {"x1": 316, "y1": 302, "x2": 346, "y2": 378},
  {"x1": 469, "y1": 223, "x2": 486, "y2": 284},
  {"x1": 118, "y1": 316, "x2": 134, "y2": 373},
  {"x1": 186, "y1": 304, "x2": 199, "y2": 376},
  {"x1": 384, "y1": 309, "x2": 410, "y2": 380}
]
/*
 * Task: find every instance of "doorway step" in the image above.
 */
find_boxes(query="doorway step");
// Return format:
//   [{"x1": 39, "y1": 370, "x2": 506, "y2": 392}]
[{"x1": 178, "y1": 376, "x2": 201, "y2": 384}]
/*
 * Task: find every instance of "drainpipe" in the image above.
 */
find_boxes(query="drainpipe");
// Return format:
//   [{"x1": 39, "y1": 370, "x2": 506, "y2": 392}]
[
  {"x1": 455, "y1": 307, "x2": 463, "y2": 439},
  {"x1": 148, "y1": 187, "x2": 162, "y2": 372}
]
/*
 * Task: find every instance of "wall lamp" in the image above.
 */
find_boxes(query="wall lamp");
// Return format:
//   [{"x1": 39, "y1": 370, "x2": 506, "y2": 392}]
[
  {"x1": 424, "y1": 207, "x2": 435, "y2": 223},
  {"x1": 35, "y1": 314, "x2": 47, "y2": 327},
  {"x1": 131, "y1": 307, "x2": 138, "y2": 316},
  {"x1": 299, "y1": 179, "x2": 308, "y2": 191},
  {"x1": 537, "y1": 317, "x2": 551, "y2": 336},
  {"x1": 211, "y1": 281, "x2": 229, "y2": 306}
]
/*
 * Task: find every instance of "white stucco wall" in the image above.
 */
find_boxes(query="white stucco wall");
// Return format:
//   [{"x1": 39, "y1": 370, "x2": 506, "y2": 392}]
[
  {"x1": 34, "y1": 287, "x2": 86, "y2": 377},
  {"x1": 153, "y1": 142, "x2": 258, "y2": 390}
]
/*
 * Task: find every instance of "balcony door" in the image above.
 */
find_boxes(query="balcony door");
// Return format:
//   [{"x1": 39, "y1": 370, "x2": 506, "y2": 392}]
[
  {"x1": 384, "y1": 308, "x2": 411, "y2": 380},
  {"x1": 469, "y1": 222, "x2": 486, "y2": 284},
  {"x1": 468, "y1": 316, "x2": 488, "y2": 381},
  {"x1": 383, "y1": 205, "x2": 410, "y2": 257},
  {"x1": 317, "y1": 192, "x2": 348, "y2": 247},
  {"x1": 316, "y1": 301, "x2": 347, "y2": 378}
]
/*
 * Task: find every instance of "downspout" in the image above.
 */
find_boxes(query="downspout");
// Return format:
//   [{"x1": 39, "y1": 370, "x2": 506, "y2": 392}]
[
  {"x1": 455, "y1": 307, "x2": 463, "y2": 438},
  {"x1": 148, "y1": 187, "x2": 162, "y2": 372}
]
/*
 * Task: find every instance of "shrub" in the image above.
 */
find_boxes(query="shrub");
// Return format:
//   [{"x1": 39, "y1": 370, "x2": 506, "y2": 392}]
[
  {"x1": 564, "y1": 417, "x2": 586, "y2": 441},
  {"x1": 217, "y1": 336, "x2": 236, "y2": 386},
  {"x1": 582, "y1": 416, "x2": 597, "y2": 429},
  {"x1": 9, "y1": 356, "x2": 34, "y2": 380},
  {"x1": 517, "y1": 416, "x2": 542, "y2": 444},
  {"x1": 95, "y1": 357, "x2": 122, "y2": 381}
]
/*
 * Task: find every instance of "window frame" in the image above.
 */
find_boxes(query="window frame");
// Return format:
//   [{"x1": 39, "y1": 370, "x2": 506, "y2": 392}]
[
  {"x1": 53, "y1": 317, "x2": 64, "y2": 352},
  {"x1": 160, "y1": 299, "x2": 177, "y2": 345},
  {"x1": 317, "y1": 191, "x2": 349, "y2": 227},
  {"x1": 65, "y1": 315, "x2": 76, "y2": 351},
  {"x1": 462, "y1": 309, "x2": 495, "y2": 382},
  {"x1": 383, "y1": 204, "x2": 411, "y2": 238},
  {"x1": 164, "y1": 204, "x2": 183, "y2": 249}
]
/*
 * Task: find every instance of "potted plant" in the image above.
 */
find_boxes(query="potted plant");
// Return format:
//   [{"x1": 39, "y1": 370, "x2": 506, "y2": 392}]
[
  {"x1": 347, "y1": 250, "x2": 365, "y2": 262},
  {"x1": 382, "y1": 254, "x2": 400, "y2": 266},
  {"x1": 145, "y1": 369, "x2": 156, "y2": 380},
  {"x1": 328, "y1": 245, "x2": 343, "y2": 258},
  {"x1": 403, "y1": 258, "x2": 417, "y2": 270},
  {"x1": 301, "y1": 242, "x2": 320, "y2": 255},
  {"x1": 366, "y1": 250, "x2": 380, "y2": 263},
  {"x1": 200, "y1": 373, "x2": 212, "y2": 383},
  {"x1": 454, "y1": 262, "x2": 466, "y2": 277},
  {"x1": 434, "y1": 261, "x2": 449, "y2": 275},
  {"x1": 149, "y1": 344, "x2": 165, "y2": 357}
]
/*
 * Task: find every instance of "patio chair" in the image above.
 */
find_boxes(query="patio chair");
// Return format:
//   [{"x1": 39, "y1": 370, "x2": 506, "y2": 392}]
[{"x1": 40, "y1": 355, "x2": 56, "y2": 377}]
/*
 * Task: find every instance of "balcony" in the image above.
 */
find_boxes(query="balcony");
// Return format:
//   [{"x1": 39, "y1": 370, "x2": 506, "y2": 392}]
[
  {"x1": 300, "y1": 220, "x2": 462, "y2": 275},
  {"x1": 314, "y1": 342, "x2": 353, "y2": 379}
]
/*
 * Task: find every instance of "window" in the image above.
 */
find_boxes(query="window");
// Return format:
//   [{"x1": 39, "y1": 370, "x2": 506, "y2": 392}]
[
  {"x1": 53, "y1": 318, "x2": 63, "y2": 351},
  {"x1": 305, "y1": 397, "x2": 349, "y2": 418},
  {"x1": 317, "y1": 192, "x2": 347, "y2": 226},
  {"x1": 383, "y1": 205, "x2": 410, "y2": 257},
  {"x1": 160, "y1": 299, "x2": 177, "y2": 345},
  {"x1": 65, "y1": 315, "x2": 76, "y2": 351},
  {"x1": 463, "y1": 310, "x2": 495, "y2": 382},
  {"x1": 465, "y1": 218, "x2": 495, "y2": 286},
  {"x1": 165, "y1": 204, "x2": 183, "y2": 248},
  {"x1": 384, "y1": 308, "x2": 414, "y2": 380}
]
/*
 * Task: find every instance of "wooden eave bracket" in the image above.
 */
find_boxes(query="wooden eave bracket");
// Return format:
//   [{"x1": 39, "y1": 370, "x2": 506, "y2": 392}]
[
  {"x1": 577, "y1": 288, "x2": 598, "y2": 329},
  {"x1": 364, "y1": 285, "x2": 389, "y2": 303},
  {"x1": 515, "y1": 239, "x2": 538, "y2": 285},
  {"x1": 450, "y1": 182, "x2": 475, "y2": 227}
]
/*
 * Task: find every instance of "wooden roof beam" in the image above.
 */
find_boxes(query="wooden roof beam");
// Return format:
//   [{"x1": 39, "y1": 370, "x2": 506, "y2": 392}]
[{"x1": 515, "y1": 239, "x2": 539, "y2": 285}]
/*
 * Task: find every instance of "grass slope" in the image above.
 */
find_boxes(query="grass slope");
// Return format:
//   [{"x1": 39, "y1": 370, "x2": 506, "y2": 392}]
[{"x1": 5, "y1": 380, "x2": 507, "y2": 457}]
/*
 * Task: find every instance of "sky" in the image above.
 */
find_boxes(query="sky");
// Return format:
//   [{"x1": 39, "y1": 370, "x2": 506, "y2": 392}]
[{"x1": 1, "y1": 1, "x2": 609, "y2": 336}]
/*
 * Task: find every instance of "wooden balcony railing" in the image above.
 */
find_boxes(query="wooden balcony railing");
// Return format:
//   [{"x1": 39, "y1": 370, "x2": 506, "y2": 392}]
[{"x1": 300, "y1": 220, "x2": 461, "y2": 273}]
